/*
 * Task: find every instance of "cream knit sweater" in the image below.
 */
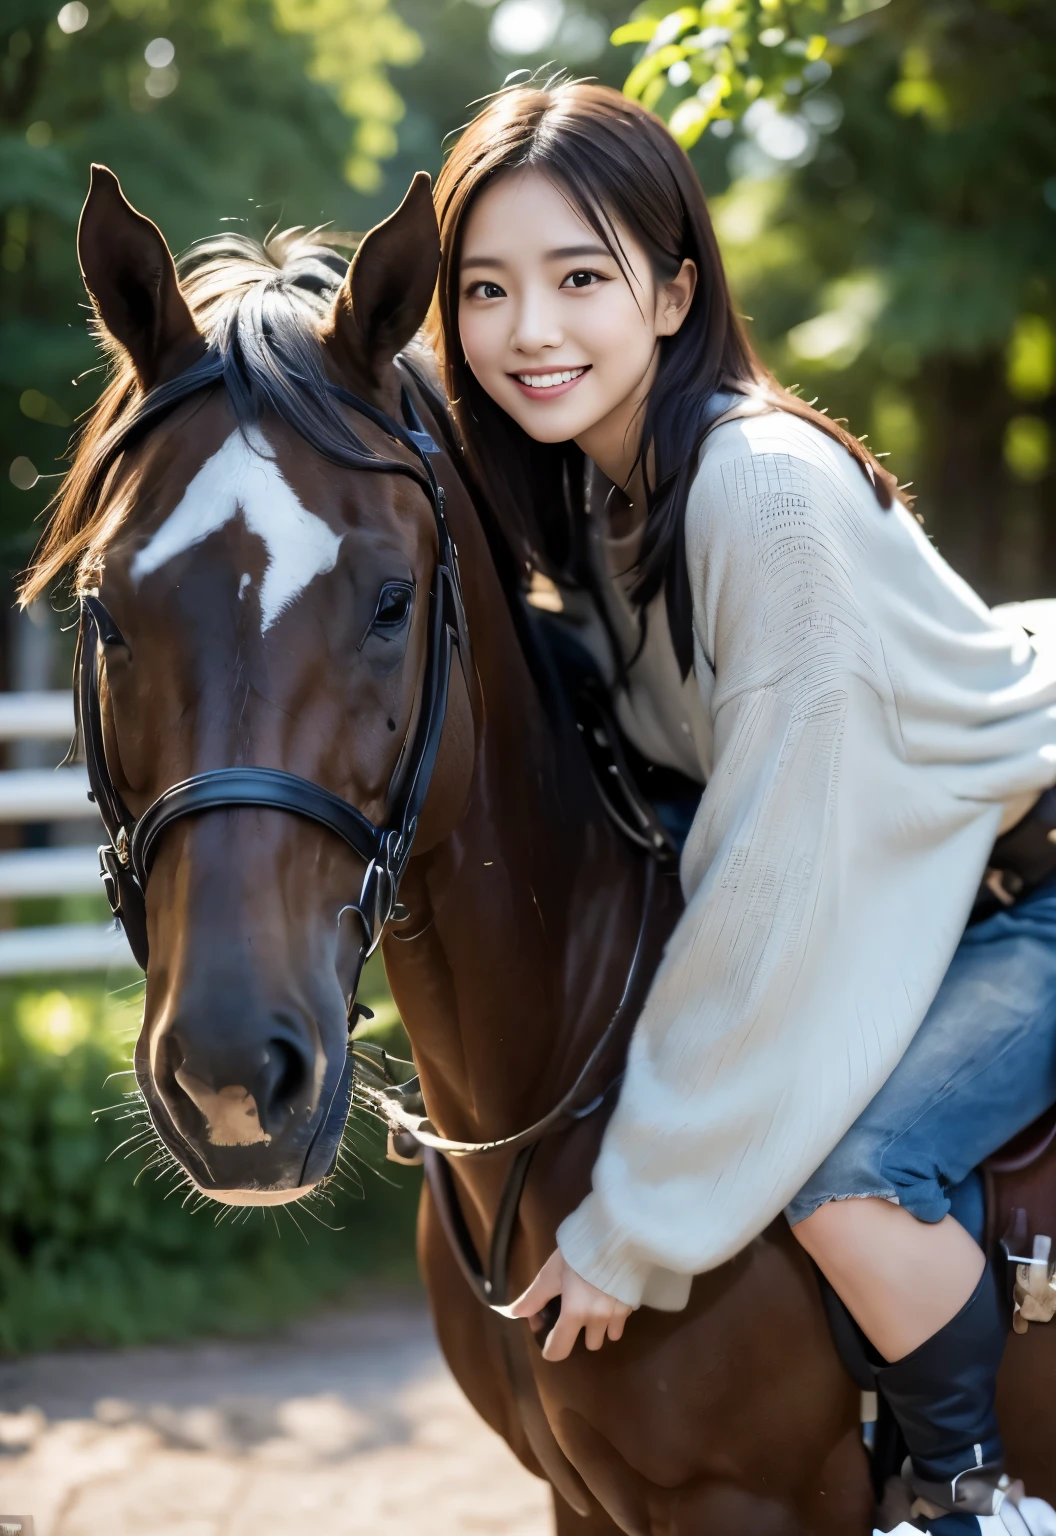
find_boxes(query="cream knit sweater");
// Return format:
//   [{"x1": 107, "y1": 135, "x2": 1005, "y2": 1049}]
[{"x1": 555, "y1": 408, "x2": 1056, "y2": 1311}]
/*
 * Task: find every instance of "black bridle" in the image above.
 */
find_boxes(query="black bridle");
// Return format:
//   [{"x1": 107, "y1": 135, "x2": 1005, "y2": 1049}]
[{"x1": 75, "y1": 361, "x2": 467, "y2": 978}]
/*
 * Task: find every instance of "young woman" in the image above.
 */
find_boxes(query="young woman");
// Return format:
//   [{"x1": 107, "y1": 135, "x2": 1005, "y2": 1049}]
[{"x1": 426, "y1": 79, "x2": 1056, "y2": 1534}]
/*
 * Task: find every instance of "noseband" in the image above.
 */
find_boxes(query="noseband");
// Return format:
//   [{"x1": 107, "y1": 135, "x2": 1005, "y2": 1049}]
[{"x1": 76, "y1": 362, "x2": 467, "y2": 976}]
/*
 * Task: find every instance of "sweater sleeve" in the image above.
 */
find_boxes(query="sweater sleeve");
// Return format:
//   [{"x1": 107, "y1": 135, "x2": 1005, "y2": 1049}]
[{"x1": 555, "y1": 443, "x2": 1002, "y2": 1310}]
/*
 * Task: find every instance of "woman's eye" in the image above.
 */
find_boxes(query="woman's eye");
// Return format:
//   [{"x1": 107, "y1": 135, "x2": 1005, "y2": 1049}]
[
  {"x1": 467, "y1": 280, "x2": 506, "y2": 300},
  {"x1": 371, "y1": 582, "x2": 414, "y2": 631},
  {"x1": 561, "y1": 270, "x2": 603, "y2": 290}
]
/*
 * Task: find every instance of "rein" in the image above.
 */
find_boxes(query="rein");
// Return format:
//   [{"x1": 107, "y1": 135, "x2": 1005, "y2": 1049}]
[
  {"x1": 354, "y1": 858, "x2": 657, "y2": 1312},
  {"x1": 359, "y1": 856, "x2": 656, "y2": 1160}
]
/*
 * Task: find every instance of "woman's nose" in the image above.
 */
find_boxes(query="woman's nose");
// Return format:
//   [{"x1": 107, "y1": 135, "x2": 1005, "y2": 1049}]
[{"x1": 510, "y1": 294, "x2": 563, "y2": 356}]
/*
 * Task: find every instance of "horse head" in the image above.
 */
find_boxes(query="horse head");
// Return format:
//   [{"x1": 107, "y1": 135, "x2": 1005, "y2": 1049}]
[{"x1": 66, "y1": 167, "x2": 475, "y2": 1202}]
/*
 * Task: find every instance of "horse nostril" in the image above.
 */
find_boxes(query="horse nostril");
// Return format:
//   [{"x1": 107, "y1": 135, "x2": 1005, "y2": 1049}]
[
  {"x1": 260, "y1": 1036, "x2": 309, "y2": 1125},
  {"x1": 157, "y1": 1017, "x2": 316, "y2": 1145}
]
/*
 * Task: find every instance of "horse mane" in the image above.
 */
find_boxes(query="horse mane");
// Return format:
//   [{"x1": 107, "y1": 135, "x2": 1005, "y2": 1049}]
[{"x1": 20, "y1": 229, "x2": 408, "y2": 606}]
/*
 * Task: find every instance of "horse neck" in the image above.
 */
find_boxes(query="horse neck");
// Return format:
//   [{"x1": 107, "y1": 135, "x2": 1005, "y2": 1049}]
[{"x1": 383, "y1": 477, "x2": 647, "y2": 1147}]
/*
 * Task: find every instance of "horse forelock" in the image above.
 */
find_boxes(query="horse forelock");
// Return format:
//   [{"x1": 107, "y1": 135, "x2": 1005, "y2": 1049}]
[{"x1": 20, "y1": 227, "x2": 410, "y2": 606}]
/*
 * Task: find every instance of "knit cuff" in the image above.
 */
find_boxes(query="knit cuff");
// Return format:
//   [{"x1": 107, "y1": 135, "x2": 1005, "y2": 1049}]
[{"x1": 556, "y1": 1193, "x2": 652, "y2": 1309}]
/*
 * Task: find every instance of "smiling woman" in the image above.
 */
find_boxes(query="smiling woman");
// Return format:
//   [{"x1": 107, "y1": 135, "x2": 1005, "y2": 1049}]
[
  {"x1": 421, "y1": 79, "x2": 1056, "y2": 1533},
  {"x1": 426, "y1": 81, "x2": 891, "y2": 673},
  {"x1": 457, "y1": 168, "x2": 696, "y2": 509}
]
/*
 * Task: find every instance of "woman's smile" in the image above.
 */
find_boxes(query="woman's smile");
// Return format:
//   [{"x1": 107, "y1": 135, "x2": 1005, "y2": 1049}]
[{"x1": 509, "y1": 365, "x2": 591, "y2": 399}]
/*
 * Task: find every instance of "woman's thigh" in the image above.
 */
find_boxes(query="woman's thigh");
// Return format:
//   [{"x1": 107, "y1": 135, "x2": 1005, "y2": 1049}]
[{"x1": 787, "y1": 880, "x2": 1056, "y2": 1226}]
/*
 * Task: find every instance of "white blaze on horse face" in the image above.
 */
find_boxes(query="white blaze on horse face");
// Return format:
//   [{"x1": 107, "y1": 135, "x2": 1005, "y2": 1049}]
[{"x1": 130, "y1": 426, "x2": 342, "y2": 630}]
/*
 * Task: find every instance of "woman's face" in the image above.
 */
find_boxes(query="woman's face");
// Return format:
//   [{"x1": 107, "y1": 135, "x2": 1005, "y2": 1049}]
[{"x1": 457, "y1": 170, "x2": 695, "y2": 457}]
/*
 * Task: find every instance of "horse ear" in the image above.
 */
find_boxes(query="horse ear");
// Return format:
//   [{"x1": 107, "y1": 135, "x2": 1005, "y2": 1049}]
[
  {"x1": 324, "y1": 172, "x2": 440, "y2": 388},
  {"x1": 77, "y1": 165, "x2": 204, "y2": 389}
]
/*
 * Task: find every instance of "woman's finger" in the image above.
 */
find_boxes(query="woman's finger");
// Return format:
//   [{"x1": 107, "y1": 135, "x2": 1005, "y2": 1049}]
[
  {"x1": 508, "y1": 1251, "x2": 563, "y2": 1319},
  {"x1": 606, "y1": 1309, "x2": 629, "y2": 1344},
  {"x1": 542, "y1": 1305, "x2": 584, "y2": 1361},
  {"x1": 584, "y1": 1314, "x2": 609, "y2": 1351}
]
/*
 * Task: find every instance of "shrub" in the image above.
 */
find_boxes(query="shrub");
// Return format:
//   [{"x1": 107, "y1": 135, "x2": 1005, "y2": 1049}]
[{"x1": 0, "y1": 962, "x2": 420, "y2": 1353}]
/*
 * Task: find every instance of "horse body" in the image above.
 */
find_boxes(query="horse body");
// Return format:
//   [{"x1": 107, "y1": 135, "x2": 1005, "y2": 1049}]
[
  {"x1": 378, "y1": 383, "x2": 870, "y2": 1534},
  {"x1": 48, "y1": 166, "x2": 1056, "y2": 1535}
]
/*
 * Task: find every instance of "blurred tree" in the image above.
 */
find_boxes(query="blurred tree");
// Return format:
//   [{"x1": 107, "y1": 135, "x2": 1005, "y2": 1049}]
[
  {"x1": 357, "y1": 0, "x2": 638, "y2": 229},
  {"x1": 0, "y1": 0, "x2": 640, "y2": 586},
  {"x1": 0, "y1": 0, "x2": 420, "y2": 577},
  {"x1": 616, "y1": 0, "x2": 1056, "y2": 600}
]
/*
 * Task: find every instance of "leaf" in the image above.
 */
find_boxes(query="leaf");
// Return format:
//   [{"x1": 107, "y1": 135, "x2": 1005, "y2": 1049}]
[
  {"x1": 0, "y1": 136, "x2": 81, "y2": 222},
  {"x1": 669, "y1": 96, "x2": 713, "y2": 146},
  {"x1": 625, "y1": 42, "x2": 689, "y2": 98},
  {"x1": 611, "y1": 20, "x2": 660, "y2": 45}
]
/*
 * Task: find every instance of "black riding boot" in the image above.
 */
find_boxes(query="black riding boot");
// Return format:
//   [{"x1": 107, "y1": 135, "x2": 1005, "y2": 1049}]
[{"x1": 875, "y1": 1265, "x2": 1011, "y2": 1530}]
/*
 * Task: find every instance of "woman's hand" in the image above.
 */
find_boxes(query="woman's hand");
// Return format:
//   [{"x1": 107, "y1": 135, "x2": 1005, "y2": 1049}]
[{"x1": 508, "y1": 1248, "x2": 633, "y2": 1361}]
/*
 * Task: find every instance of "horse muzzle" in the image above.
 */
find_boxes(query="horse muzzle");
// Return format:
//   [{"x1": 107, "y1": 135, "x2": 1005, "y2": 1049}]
[{"x1": 135, "y1": 1002, "x2": 354, "y2": 1197}]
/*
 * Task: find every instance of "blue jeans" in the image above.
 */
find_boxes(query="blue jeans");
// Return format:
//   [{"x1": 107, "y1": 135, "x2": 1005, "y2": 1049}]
[{"x1": 786, "y1": 875, "x2": 1056, "y2": 1228}]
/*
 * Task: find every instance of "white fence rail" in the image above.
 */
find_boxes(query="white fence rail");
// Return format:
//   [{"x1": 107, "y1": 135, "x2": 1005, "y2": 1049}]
[
  {"x1": 0, "y1": 689, "x2": 75, "y2": 740},
  {"x1": 0, "y1": 690, "x2": 138, "y2": 975},
  {"x1": 0, "y1": 767, "x2": 94, "y2": 822}
]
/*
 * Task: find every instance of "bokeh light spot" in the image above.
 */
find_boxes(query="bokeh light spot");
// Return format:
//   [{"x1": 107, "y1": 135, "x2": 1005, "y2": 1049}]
[
  {"x1": 9, "y1": 457, "x2": 40, "y2": 491},
  {"x1": 20, "y1": 389, "x2": 69, "y2": 426},
  {"x1": 144, "y1": 36, "x2": 175, "y2": 69},
  {"x1": 1004, "y1": 416, "x2": 1051, "y2": 482},
  {"x1": 18, "y1": 991, "x2": 92, "y2": 1057},
  {"x1": 557, "y1": 11, "x2": 607, "y2": 62},
  {"x1": 145, "y1": 65, "x2": 179, "y2": 99},
  {"x1": 490, "y1": 0, "x2": 563, "y2": 56},
  {"x1": 1007, "y1": 316, "x2": 1055, "y2": 403},
  {"x1": 57, "y1": 2, "x2": 89, "y2": 34}
]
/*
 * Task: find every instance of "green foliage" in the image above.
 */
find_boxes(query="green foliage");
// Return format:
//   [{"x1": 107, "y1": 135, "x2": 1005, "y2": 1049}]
[
  {"x1": 614, "y1": 0, "x2": 838, "y2": 145},
  {"x1": 618, "y1": 0, "x2": 1056, "y2": 599},
  {"x1": 0, "y1": 0, "x2": 420, "y2": 573},
  {"x1": 362, "y1": 0, "x2": 636, "y2": 229},
  {"x1": 268, "y1": 0, "x2": 422, "y2": 190},
  {"x1": 0, "y1": 963, "x2": 419, "y2": 1354}
]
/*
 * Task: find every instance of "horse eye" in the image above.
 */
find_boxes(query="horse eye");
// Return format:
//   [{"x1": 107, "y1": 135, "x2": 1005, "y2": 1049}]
[{"x1": 372, "y1": 581, "x2": 414, "y2": 630}]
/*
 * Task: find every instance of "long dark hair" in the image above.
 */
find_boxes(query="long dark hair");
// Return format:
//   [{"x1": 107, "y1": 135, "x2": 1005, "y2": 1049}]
[{"x1": 427, "y1": 80, "x2": 897, "y2": 675}]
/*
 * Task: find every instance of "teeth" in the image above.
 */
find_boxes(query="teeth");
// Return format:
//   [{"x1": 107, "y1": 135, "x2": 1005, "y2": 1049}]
[{"x1": 516, "y1": 367, "x2": 586, "y2": 389}]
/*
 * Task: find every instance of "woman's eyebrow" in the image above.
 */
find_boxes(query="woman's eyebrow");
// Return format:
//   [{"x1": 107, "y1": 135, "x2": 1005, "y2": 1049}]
[
  {"x1": 545, "y1": 243, "x2": 612, "y2": 260},
  {"x1": 461, "y1": 243, "x2": 612, "y2": 271}
]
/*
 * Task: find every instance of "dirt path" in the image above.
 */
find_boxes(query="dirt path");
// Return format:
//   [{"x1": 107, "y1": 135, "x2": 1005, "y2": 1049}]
[{"x1": 0, "y1": 1299, "x2": 552, "y2": 1535}]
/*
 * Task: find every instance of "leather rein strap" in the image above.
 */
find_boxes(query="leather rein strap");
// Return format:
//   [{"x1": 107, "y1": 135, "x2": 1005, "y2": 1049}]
[
  {"x1": 354, "y1": 859, "x2": 657, "y2": 1313},
  {"x1": 76, "y1": 362, "x2": 467, "y2": 975},
  {"x1": 367, "y1": 856, "x2": 656, "y2": 1160}
]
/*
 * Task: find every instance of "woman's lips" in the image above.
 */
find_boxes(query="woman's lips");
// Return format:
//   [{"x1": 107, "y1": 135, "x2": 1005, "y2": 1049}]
[{"x1": 508, "y1": 365, "x2": 591, "y2": 400}]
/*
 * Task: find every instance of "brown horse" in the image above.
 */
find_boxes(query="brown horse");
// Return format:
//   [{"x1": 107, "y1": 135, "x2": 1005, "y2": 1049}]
[{"x1": 28, "y1": 166, "x2": 1056, "y2": 1535}]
